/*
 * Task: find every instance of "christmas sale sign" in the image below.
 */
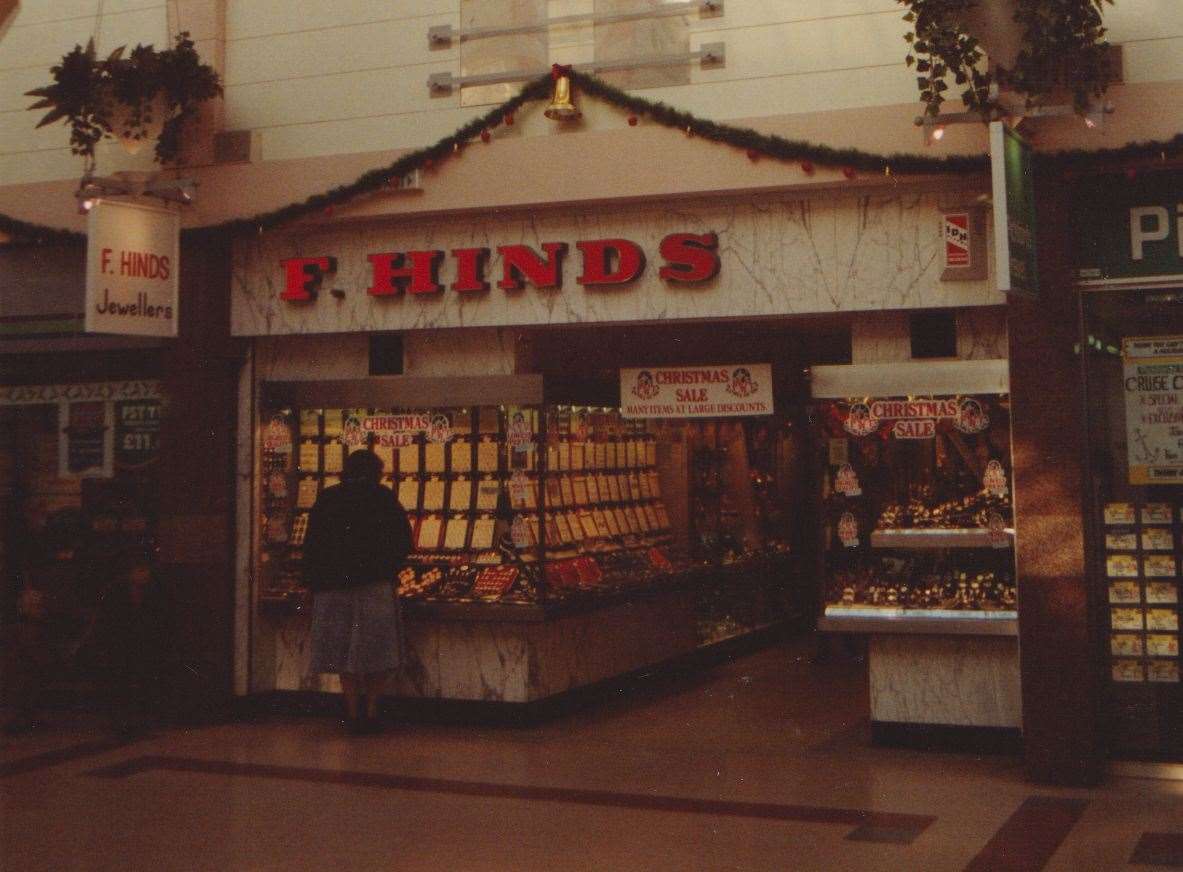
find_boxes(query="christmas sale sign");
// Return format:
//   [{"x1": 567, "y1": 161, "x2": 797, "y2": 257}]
[{"x1": 620, "y1": 364, "x2": 773, "y2": 419}]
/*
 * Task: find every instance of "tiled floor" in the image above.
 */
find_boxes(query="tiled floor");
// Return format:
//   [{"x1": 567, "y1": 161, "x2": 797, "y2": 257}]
[{"x1": 3, "y1": 638, "x2": 1182, "y2": 871}]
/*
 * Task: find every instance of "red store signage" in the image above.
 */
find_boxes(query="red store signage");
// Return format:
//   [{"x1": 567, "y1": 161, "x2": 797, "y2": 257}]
[{"x1": 278, "y1": 232, "x2": 720, "y2": 302}]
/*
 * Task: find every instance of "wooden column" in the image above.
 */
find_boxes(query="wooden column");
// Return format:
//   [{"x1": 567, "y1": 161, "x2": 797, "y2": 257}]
[{"x1": 1009, "y1": 184, "x2": 1104, "y2": 785}]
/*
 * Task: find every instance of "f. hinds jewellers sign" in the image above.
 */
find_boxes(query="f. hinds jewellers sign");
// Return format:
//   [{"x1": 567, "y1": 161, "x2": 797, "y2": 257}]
[{"x1": 278, "y1": 233, "x2": 719, "y2": 302}]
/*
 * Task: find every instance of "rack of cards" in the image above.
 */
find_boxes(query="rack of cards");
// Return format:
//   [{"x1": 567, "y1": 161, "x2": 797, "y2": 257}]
[{"x1": 1103, "y1": 500, "x2": 1182, "y2": 684}]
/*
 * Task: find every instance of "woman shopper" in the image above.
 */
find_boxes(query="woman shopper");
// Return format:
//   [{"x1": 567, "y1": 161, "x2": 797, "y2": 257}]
[{"x1": 304, "y1": 448, "x2": 412, "y2": 734}]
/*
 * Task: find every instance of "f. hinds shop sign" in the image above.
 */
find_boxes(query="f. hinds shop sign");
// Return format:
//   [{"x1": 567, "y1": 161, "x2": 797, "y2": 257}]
[{"x1": 278, "y1": 232, "x2": 719, "y2": 302}]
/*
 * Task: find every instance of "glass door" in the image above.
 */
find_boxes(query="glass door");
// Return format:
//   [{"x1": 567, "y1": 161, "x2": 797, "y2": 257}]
[{"x1": 1082, "y1": 288, "x2": 1183, "y2": 761}]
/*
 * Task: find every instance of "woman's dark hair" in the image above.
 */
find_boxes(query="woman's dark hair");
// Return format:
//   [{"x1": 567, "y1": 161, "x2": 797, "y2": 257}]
[{"x1": 343, "y1": 448, "x2": 384, "y2": 482}]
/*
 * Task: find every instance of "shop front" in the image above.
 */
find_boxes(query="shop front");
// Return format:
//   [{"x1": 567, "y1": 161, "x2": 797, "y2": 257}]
[
  {"x1": 1074, "y1": 170, "x2": 1183, "y2": 763},
  {"x1": 230, "y1": 187, "x2": 1009, "y2": 713}
]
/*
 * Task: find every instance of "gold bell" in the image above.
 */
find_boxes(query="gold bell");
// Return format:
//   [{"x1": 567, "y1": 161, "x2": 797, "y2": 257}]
[{"x1": 544, "y1": 68, "x2": 581, "y2": 121}]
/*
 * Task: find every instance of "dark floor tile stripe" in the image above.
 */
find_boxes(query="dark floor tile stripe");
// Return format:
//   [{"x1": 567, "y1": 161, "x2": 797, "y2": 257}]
[
  {"x1": 0, "y1": 736, "x2": 141, "y2": 778},
  {"x1": 1130, "y1": 832, "x2": 1183, "y2": 867},
  {"x1": 90, "y1": 754, "x2": 936, "y2": 842},
  {"x1": 963, "y1": 795, "x2": 1089, "y2": 872}
]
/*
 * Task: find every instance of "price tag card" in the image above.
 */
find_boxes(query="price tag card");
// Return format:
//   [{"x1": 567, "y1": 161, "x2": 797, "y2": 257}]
[
  {"x1": 628, "y1": 474, "x2": 643, "y2": 501},
  {"x1": 546, "y1": 445, "x2": 559, "y2": 473},
  {"x1": 398, "y1": 443, "x2": 420, "y2": 474},
  {"x1": 1112, "y1": 660, "x2": 1146, "y2": 682},
  {"x1": 579, "y1": 511, "x2": 600, "y2": 539},
  {"x1": 471, "y1": 439, "x2": 497, "y2": 473},
  {"x1": 470, "y1": 517, "x2": 496, "y2": 550},
  {"x1": 1108, "y1": 580, "x2": 1141, "y2": 604},
  {"x1": 557, "y1": 443, "x2": 571, "y2": 471},
  {"x1": 647, "y1": 472, "x2": 662, "y2": 499},
  {"x1": 626, "y1": 441, "x2": 638, "y2": 468},
  {"x1": 416, "y1": 516, "x2": 443, "y2": 550},
  {"x1": 422, "y1": 478, "x2": 446, "y2": 511},
  {"x1": 424, "y1": 443, "x2": 446, "y2": 474},
  {"x1": 607, "y1": 476, "x2": 622, "y2": 502},
  {"x1": 572, "y1": 476, "x2": 590, "y2": 506},
  {"x1": 298, "y1": 442, "x2": 320, "y2": 472},
  {"x1": 322, "y1": 410, "x2": 344, "y2": 437},
  {"x1": 613, "y1": 507, "x2": 630, "y2": 534},
  {"x1": 594, "y1": 443, "x2": 608, "y2": 469},
  {"x1": 638, "y1": 474, "x2": 653, "y2": 499},
  {"x1": 1149, "y1": 661, "x2": 1180, "y2": 682},
  {"x1": 1147, "y1": 582, "x2": 1179, "y2": 604},
  {"x1": 1147, "y1": 608, "x2": 1180, "y2": 631},
  {"x1": 645, "y1": 442, "x2": 657, "y2": 467},
  {"x1": 299, "y1": 409, "x2": 321, "y2": 437},
  {"x1": 1111, "y1": 633, "x2": 1145, "y2": 656},
  {"x1": 554, "y1": 513, "x2": 574, "y2": 544},
  {"x1": 592, "y1": 510, "x2": 612, "y2": 538},
  {"x1": 571, "y1": 442, "x2": 585, "y2": 470},
  {"x1": 655, "y1": 503, "x2": 671, "y2": 528},
  {"x1": 544, "y1": 476, "x2": 562, "y2": 508},
  {"x1": 1144, "y1": 555, "x2": 1177, "y2": 578},
  {"x1": 444, "y1": 517, "x2": 470, "y2": 550},
  {"x1": 1104, "y1": 503, "x2": 1136, "y2": 525},
  {"x1": 1147, "y1": 633, "x2": 1179, "y2": 657},
  {"x1": 1105, "y1": 531, "x2": 1138, "y2": 551},
  {"x1": 449, "y1": 478, "x2": 473, "y2": 512},
  {"x1": 475, "y1": 478, "x2": 501, "y2": 511},
  {"x1": 289, "y1": 513, "x2": 309, "y2": 546},
  {"x1": 1111, "y1": 607, "x2": 1144, "y2": 631},
  {"x1": 323, "y1": 444, "x2": 344, "y2": 474},
  {"x1": 1107, "y1": 554, "x2": 1139, "y2": 578},
  {"x1": 398, "y1": 478, "x2": 420, "y2": 510},
  {"x1": 1143, "y1": 503, "x2": 1174, "y2": 524},
  {"x1": 296, "y1": 478, "x2": 319, "y2": 509},
  {"x1": 644, "y1": 505, "x2": 662, "y2": 530},
  {"x1": 1142, "y1": 527, "x2": 1175, "y2": 551},
  {"x1": 586, "y1": 475, "x2": 601, "y2": 503},
  {"x1": 450, "y1": 441, "x2": 472, "y2": 474},
  {"x1": 606, "y1": 442, "x2": 619, "y2": 468},
  {"x1": 566, "y1": 512, "x2": 585, "y2": 541},
  {"x1": 602, "y1": 509, "x2": 621, "y2": 536},
  {"x1": 323, "y1": 475, "x2": 340, "y2": 489},
  {"x1": 624, "y1": 506, "x2": 642, "y2": 533},
  {"x1": 560, "y1": 476, "x2": 576, "y2": 507}
]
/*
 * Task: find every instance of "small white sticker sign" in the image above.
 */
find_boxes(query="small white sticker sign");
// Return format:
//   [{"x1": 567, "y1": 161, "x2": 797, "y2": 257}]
[{"x1": 85, "y1": 200, "x2": 179, "y2": 337}]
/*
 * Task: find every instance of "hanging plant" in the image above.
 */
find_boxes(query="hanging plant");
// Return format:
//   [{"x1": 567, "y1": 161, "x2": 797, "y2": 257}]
[
  {"x1": 899, "y1": 0, "x2": 1114, "y2": 117},
  {"x1": 25, "y1": 31, "x2": 222, "y2": 165}
]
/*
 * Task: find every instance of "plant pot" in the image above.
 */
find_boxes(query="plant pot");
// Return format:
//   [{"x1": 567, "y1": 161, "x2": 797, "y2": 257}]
[{"x1": 957, "y1": 0, "x2": 1025, "y2": 70}]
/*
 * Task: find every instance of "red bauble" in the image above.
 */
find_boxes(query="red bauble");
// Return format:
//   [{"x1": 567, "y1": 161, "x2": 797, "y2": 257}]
[
  {"x1": 747, "y1": 149, "x2": 759, "y2": 161},
  {"x1": 800, "y1": 160, "x2": 815, "y2": 175},
  {"x1": 480, "y1": 129, "x2": 491, "y2": 143},
  {"x1": 505, "y1": 113, "x2": 514, "y2": 126},
  {"x1": 1125, "y1": 167, "x2": 1138, "y2": 181},
  {"x1": 323, "y1": 205, "x2": 334, "y2": 218},
  {"x1": 842, "y1": 166, "x2": 857, "y2": 180},
  {"x1": 424, "y1": 158, "x2": 435, "y2": 170},
  {"x1": 628, "y1": 115, "x2": 638, "y2": 126}
]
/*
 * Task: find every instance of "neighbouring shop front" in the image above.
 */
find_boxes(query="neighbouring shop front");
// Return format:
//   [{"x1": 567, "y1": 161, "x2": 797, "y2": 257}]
[
  {"x1": 1075, "y1": 170, "x2": 1183, "y2": 762},
  {"x1": 231, "y1": 186, "x2": 1017, "y2": 731}
]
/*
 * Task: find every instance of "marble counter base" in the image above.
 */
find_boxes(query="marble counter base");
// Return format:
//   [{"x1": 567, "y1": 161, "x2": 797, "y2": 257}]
[
  {"x1": 261, "y1": 592, "x2": 701, "y2": 703},
  {"x1": 869, "y1": 634, "x2": 1022, "y2": 729}
]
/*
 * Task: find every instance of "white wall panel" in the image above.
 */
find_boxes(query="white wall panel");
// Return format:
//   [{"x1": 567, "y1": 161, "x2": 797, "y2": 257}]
[
  {"x1": 226, "y1": 0, "x2": 455, "y2": 40},
  {"x1": 0, "y1": 5, "x2": 166, "y2": 71},
  {"x1": 1123, "y1": 36, "x2": 1183, "y2": 84}
]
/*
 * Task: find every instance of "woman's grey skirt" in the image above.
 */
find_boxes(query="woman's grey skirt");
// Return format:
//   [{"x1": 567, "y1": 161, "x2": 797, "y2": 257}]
[{"x1": 309, "y1": 580, "x2": 404, "y2": 675}]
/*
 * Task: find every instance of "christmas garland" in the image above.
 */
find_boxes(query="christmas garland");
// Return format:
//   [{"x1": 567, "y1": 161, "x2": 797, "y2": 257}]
[{"x1": 3, "y1": 67, "x2": 1183, "y2": 246}]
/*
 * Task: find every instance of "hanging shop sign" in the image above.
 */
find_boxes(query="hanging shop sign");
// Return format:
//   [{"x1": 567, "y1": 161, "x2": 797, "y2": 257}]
[
  {"x1": 620, "y1": 364, "x2": 773, "y2": 419},
  {"x1": 840, "y1": 397, "x2": 990, "y2": 440},
  {"x1": 278, "y1": 233, "x2": 720, "y2": 303},
  {"x1": 1122, "y1": 335, "x2": 1183, "y2": 484},
  {"x1": 1074, "y1": 171, "x2": 1183, "y2": 283},
  {"x1": 989, "y1": 121, "x2": 1038, "y2": 297},
  {"x1": 939, "y1": 206, "x2": 988, "y2": 281},
  {"x1": 85, "y1": 200, "x2": 180, "y2": 337},
  {"x1": 114, "y1": 399, "x2": 161, "y2": 469}
]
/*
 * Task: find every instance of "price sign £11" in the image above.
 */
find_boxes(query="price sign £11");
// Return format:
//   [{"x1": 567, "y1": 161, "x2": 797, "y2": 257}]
[{"x1": 115, "y1": 399, "x2": 161, "y2": 469}]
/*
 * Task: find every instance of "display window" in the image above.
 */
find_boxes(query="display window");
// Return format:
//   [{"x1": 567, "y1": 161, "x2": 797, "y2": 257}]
[
  {"x1": 255, "y1": 397, "x2": 800, "y2": 645},
  {"x1": 814, "y1": 393, "x2": 1017, "y2": 621}
]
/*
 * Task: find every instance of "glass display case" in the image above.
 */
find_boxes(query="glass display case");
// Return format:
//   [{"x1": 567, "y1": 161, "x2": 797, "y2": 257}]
[
  {"x1": 813, "y1": 392, "x2": 1017, "y2": 627},
  {"x1": 256, "y1": 399, "x2": 798, "y2": 644}
]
